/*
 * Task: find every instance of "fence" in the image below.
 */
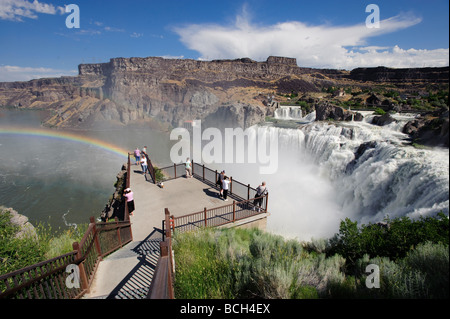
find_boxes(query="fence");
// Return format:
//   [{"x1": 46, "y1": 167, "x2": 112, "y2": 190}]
[
  {"x1": 147, "y1": 209, "x2": 174, "y2": 299},
  {"x1": 1, "y1": 155, "x2": 134, "y2": 299},
  {"x1": 0, "y1": 217, "x2": 133, "y2": 299},
  {"x1": 146, "y1": 161, "x2": 269, "y2": 299},
  {"x1": 166, "y1": 195, "x2": 268, "y2": 234},
  {"x1": 154, "y1": 160, "x2": 262, "y2": 201}
]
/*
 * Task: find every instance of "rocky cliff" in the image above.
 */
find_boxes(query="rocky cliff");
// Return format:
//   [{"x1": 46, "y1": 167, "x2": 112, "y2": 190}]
[
  {"x1": 0, "y1": 56, "x2": 448, "y2": 130},
  {"x1": 349, "y1": 66, "x2": 449, "y2": 84}
]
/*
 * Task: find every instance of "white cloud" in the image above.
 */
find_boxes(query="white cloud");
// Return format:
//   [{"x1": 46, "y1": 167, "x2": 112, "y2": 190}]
[
  {"x1": 130, "y1": 32, "x2": 144, "y2": 38},
  {"x1": 0, "y1": 65, "x2": 77, "y2": 82},
  {"x1": 0, "y1": 0, "x2": 64, "y2": 21},
  {"x1": 159, "y1": 55, "x2": 184, "y2": 60},
  {"x1": 104, "y1": 26, "x2": 125, "y2": 33},
  {"x1": 174, "y1": 11, "x2": 449, "y2": 69}
]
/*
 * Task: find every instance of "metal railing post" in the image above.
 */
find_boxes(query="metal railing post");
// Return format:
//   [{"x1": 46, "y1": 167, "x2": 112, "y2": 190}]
[
  {"x1": 233, "y1": 201, "x2": 236, "y2": 222},
  {"x1": 204, "y1": 207, "x2": 207, "y2": 227},
  {"x1": 115, "y1": 217, "x2": 122, "y2": 247},
  {"x1": 165, "y1": 208, "x2": 171, "y2": 238},
  {"x1": 90, "y1": 216, "x2": 102, "y2": 260},
  {"x1": 72, "y1": 242, "x2": 89, "y2": 293},
  {"x1": 215, "y1": 170, "x2": 218, "y2": 187}
]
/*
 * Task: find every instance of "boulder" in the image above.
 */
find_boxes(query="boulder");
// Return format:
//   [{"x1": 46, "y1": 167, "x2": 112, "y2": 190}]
[
  {"x1": 372, "y1": 113, "x2": 397, "y2": 126},
  {"x1": 0, "y1": 207, "x2": 37, "y2": 239},
  {"x1": 315, "y1": 102, "x2": 362, "y2": 122}
]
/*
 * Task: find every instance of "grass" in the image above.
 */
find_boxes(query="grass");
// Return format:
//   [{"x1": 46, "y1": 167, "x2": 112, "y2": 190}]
[
  {"x1": 173, "y1": 228, "x2": 342, "y2": 299},
  {"x1": 172, "y1": 213, "x2": 449, "y2": 299},
  {"x1": 1, "y1": 208, "x2": 87, "y2": 276}
]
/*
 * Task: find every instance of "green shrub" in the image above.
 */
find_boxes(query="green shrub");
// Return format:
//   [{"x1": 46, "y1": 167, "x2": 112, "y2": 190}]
[
  {"x1": 402, "y1": 242, "x2": 449, "y2": 298},
  {"x1": 374, "y1": 108, "x2": 386, "y2": 115},
  {"x1": 172, "y1": 214, "x2": 449, "y2": 299},
  {"x1": 1, "y1": 208, "x2": 87, "y2": 277},
  {"x1": 153, "y1": 166, "x2": 165, "y2": 183},
  {"x1": 173, "y1": 228, "x2": 345, "y2": 299},
  {"x1": 327, "y1": 213, "x2": 449, "y2": 268}
]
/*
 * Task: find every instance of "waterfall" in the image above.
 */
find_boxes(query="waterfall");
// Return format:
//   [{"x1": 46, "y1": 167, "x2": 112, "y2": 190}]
[
  {"x1": 274, "y1": 106, "x2": 303, "y2": 120},
  {"x1": 234, "y1": 119, "x2": 449, "y2": 240}
]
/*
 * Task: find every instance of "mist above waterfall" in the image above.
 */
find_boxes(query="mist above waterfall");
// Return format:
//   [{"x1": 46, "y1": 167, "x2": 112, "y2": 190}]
[{"x1": 213, "y1": 115, "x2": 449, "y2": 241}]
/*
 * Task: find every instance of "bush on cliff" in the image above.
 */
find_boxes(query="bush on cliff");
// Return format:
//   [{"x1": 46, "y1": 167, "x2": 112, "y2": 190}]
[
  {"x1": 0, "y1": 208, "x2": 87, "y2": 276},
  {"x1": 173, "y1": 213, "x2": 449, "y2": 299}
]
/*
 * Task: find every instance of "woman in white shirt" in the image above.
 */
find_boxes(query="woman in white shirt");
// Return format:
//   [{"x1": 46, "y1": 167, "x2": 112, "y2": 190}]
[
  {"x1": 185, "y1": 157, "x2": 192, "y2": 178},
  {"x1": 141, "y1": 155, "x2": 148, "y2": 174},
  {"x1": 222, "y1": 177, "x2": 230, "y2": 201}
]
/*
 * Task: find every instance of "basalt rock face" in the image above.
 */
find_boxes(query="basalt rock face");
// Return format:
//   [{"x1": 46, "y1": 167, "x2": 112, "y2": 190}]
[
  {"x1": 315, "y1": 102, "x2": 363, "y2": 122},
  {"x1": 403, "y1": 110, "x2": 449, "y2": 147},
  {"x1": 349, "y1": 66, "x2": 449, "y2": 84},
  {"x1": 1, "y1": 56, "x2": 336, "y2": 129},
  {"x1": 0, "y1": 57, "x2": 448, "y2": 130}
]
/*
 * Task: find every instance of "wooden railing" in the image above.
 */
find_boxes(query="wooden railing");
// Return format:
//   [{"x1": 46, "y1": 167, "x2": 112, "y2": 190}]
[
  {"x1": 166, "y1": 195, "x2": 268, "y2": 234},
  {"x1": 145, "y1": 160, "x2": 269, "y2": 299},
  {"x1": 0, "y1": 216, "x2": 133, "y2": 299},
  {"x1": 156, "y1": 160, "x2": 261, "y2": 201},
  {"x1": 147, "y1": 209, "x2": 174, "y2": 299},
  {"x1": 1, "y1": 154, "x2": 135, "y2": 299}
]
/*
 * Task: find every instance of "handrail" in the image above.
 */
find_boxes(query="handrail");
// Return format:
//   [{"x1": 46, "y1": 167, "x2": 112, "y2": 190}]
[
  {"x1": 0, "y1": 216, "x2": 133, "y2": 299},
  {"x1": 147, "y1": 209, "x2": 174, "y2": 299},
  {"x1": 1, "y1": 154, "x2": 135, "y2": 299},
  {"x1": 168, "y1": 194, "x2": 268, "y2": 234},
  {"x1": 144, "y1": 153, "x2": 156, "y2": 183},
  {"x1": 153, "y1": 160, "x2": 259, "y2": 202}
]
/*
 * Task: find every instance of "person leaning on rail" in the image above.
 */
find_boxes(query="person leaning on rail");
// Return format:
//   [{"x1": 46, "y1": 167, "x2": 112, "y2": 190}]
[{"x1": 253, "y1": 182, "x2": 268, "y2": 212}]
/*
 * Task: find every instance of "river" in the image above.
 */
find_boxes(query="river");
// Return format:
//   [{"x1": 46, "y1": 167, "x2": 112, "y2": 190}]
[
  {"x1": 0, "y1": 109, "x2": 173, "y2": 230},
  {"x1": 0, "y1": 108, "x2": 448, "y2": 240}
]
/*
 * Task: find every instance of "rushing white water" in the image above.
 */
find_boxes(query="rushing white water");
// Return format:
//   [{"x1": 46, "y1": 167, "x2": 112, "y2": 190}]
[
  {"x1": 274, "y1": 106, "x2": 303, "y2": 120},
  {"x1": 219, "y1": 114, "x2": 449, "y2": 241},
  {"x1": 1, "y1": 109, "x2": 448, "y2": 241}
]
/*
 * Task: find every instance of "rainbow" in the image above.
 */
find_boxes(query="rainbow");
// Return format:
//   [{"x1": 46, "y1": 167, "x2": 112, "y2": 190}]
[{"x1": 0, "y1": 126, "x2": 129, "y2": 159}]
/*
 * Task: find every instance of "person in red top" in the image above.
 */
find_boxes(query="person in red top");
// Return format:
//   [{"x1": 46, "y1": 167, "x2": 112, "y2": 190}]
[{"x1": 124, "y1": 188, "x2": 135, "y2": 216}]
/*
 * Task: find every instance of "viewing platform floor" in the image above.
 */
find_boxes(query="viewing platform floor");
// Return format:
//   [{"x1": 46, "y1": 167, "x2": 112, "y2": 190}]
[{"x1": 85, "y1": 167, "x2": 263, "y2": 299}]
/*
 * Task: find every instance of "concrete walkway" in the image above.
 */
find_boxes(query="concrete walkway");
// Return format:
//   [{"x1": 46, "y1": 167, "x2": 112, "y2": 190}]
[{"x1": 84, "y1": 166, "x2": 226, "y2": 299}]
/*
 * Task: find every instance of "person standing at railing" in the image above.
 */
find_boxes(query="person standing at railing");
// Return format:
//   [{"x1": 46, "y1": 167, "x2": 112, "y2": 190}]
[
  {"x1": 185, "y1": 157, "x2": 192, "y2": 178},
  {"x1": 134, "y1": 147, "x2": 141, "y2": 165},
  {"x1": 141, "y1": 155, "x2": 148, "y2": 175},
  {"x1": 216, "y1": 170, "x2": 225, "y2": 198},
  {"x1": 222, "y1": 176, "x2": 230, "y2": 201},
  {"x1": 124, "y1": 188, "x2": 135, "y2": 216},
  {"x1": 253, "y1": 182, "x2": 268, "y2": 211}
]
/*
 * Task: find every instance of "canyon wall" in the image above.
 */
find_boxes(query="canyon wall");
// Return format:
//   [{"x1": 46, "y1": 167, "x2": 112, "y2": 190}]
[{"x1": 0, "y1": 56, "x2": 448, "y2": 129}]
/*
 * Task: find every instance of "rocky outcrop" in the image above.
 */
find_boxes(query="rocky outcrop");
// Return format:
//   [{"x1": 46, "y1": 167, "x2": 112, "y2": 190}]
[
  {"x1": 315, "y1": 102, "x2": 363, "y2": 122},
  {"x1": 372, "y1": 113, "x2": 397, "y2": 126},
  {"x1": 349, "y1": 66, "x2": 449, "y2": 84},
  {"x1": 1, "y1": 56, "x2": 338, "y2": 129},
  {"x1": 0, "y1": 207, "x2": 37, "y2": 239},
  {"x1": 403, "y1": 111, "x2": 449, "y2": 147},
  {"x1": 100, "y1": 164, "x2": 127, "y2": 221},
  {"x1": 0, "y1": 56, "x2": 448, "y2": 130}
]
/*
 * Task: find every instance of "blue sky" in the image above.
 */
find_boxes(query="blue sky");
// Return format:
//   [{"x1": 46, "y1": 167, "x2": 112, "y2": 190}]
[{"x1": 0, "y1": 0, "x2": 448, "y2": 81}]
